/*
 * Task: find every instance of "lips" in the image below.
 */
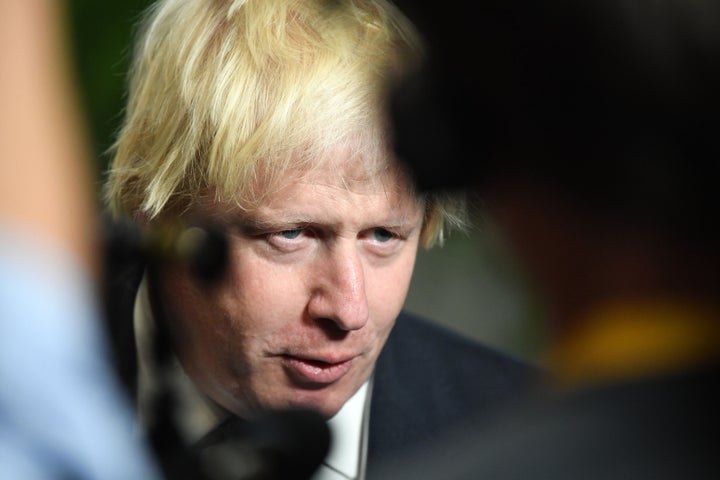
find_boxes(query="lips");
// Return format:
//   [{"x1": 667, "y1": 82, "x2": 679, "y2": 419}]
[{"x1": 281, "y1": 354, "x2": 355, "y2": 385}]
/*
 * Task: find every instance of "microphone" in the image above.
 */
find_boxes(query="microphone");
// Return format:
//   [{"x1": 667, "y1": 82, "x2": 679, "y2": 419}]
[
  {"x1": 104, "y1": 219, "x2": 331, "y2": 479},
  {"x1": 102, "y1": 215, "x2": 228, "y2": 281},
  {"x1": 195, "y1": 408, "x2": 332, "y2": 480},
  {"x1": 103, "y1": 221, "x2": 331, "y2": 479}
]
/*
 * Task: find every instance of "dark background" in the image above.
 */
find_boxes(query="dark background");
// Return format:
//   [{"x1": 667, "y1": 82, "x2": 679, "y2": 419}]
[{"x1": 68, "y1": 0, "x2": 151, "y2": 170}]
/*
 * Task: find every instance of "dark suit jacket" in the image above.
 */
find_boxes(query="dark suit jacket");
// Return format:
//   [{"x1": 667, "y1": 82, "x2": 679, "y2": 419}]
[
  {"x1": 368, "y1": 311, "x2": 535, "y2": 470},
  {"x1": 375, "y1": 360, "x2": 720, "y2": 480}
]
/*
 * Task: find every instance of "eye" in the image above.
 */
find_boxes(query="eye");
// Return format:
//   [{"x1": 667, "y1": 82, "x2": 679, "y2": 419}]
[
  {"x1": 361, "y1": 227, "x2": 404, "y2": 258},
  {"x1": 265, "y1": 226, "x2": 313, "y2": 253},
  {"x1": 371, "y1": 228, "x2": 396, "y2": 243},
  {"x1": 279, "y1": 228, "x2": 303, "y2": 240}
]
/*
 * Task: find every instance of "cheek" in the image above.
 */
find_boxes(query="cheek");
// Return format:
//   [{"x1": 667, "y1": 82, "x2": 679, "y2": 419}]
[
  {"x1": 220, "y1": 253, "x2": 308, "y2": 335},
  {"x1": 366, "y1": 249, "x2": 418, "y2": 324},
  {"x1": 159, "y1": 270, "x2": 211, "y2": 330},
  {"x1": 160, "y1": 270, "x2": 231, "y2": 343}
]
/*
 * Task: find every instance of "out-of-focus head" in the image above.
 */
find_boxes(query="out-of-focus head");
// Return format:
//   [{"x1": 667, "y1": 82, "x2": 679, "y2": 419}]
[
  {"x1": 389, "y1": 0, "x2": 720, "y2": 339},
  {"x1": 105, "y1": 0, "x2": 464, "y2": 247},
  {"x1": 392, "y1": 0, "x2": 720, "y2": 246}
]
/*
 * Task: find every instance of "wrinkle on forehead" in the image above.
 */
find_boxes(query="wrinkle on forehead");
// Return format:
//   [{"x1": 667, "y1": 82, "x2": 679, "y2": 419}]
[
  {"x1": 194, "y1": 136, "x2": 423, "y2": 225},
  {"x1": 266, "y1": 159, "x2": 421, "y2": 219},
  {"x1": 202, "y1": 162, "x2": 421, "y2": 232},
  {"x1": 260, "y1": 137, "x2": 415, "y2": 201}
]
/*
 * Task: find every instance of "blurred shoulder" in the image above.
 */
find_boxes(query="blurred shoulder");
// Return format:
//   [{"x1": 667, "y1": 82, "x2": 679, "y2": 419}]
[{"x1": 387, "y1": 310, "x2": 538, "y2": 379}]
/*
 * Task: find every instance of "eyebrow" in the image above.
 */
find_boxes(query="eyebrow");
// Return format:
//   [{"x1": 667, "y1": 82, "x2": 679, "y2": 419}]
[
  {"x1": 233, "y1": 211, "x2": 423, "y2": 234},
  {"x1": 230, "y1": 214, "x2": 314, "y2": 233}
]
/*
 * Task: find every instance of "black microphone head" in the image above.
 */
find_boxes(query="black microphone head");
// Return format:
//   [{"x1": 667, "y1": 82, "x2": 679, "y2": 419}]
[
  {"x1": 102, "y1": 213, "x2": 145, "y2": 266},
  {"x1": 102, "y1": 215, "x2": 229, "y2": 282},
  {"x1": 196, "y1": 408, "x2": 331, "y2": 480},
  {"x1": 172, "y1": 225, "x2": 228, "y2": 282}
]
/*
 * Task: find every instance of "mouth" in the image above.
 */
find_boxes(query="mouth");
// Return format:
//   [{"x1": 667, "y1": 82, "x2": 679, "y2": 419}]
[{"x1": 281, "y1": 354, "x2": 355, "y2": 386}]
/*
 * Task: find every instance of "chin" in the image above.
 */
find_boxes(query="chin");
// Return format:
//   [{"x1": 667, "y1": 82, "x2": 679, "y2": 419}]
[
  {"x1": 313, "y1": 402, "x2": 345, "y2": 420},
  {"x1": 285, "y1": 398, "x2": 343, "y2": 420},
  {"x1": 281, "y1": 390, "x2": 351, "y2": 420}
]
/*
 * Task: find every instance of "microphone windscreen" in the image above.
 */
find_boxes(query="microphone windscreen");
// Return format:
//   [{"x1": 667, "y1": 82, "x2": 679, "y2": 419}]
[
  {"x1": 196, "y1": 408, "x2": 331, "y2": 480},
  {"x1": 102, "y1": 216, "x2": 228, "y2": 281}
]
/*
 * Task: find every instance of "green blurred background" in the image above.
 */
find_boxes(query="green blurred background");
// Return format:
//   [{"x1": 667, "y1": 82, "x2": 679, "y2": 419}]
[
  {"x1": 69, "y1": 0, "x2": 150, "y2": 167},
  {"x1": 68, "y1": 0, "x2": 546, "y2": 363}
]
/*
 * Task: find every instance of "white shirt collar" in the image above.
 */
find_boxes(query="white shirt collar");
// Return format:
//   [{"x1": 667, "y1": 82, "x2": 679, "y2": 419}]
[
  {"x1": 134, "y1": 273, "x2": 372, "y2": 478},
  {"x1": 319, "y1": 381, "x2": 370, "y2": 480}
]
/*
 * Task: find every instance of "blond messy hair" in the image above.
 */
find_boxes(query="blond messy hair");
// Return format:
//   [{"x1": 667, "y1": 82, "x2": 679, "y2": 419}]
[{"x1": 105, "y1": 0, "x2": 465, "y2": 247}]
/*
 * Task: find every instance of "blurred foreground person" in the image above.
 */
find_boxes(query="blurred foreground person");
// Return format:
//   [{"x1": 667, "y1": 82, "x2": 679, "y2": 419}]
[
  {"x1": 0, "y1": 1, "x2": 158, "y2": 478},
  {"x1": 103, "y1": 0, "x2": 536, "y2": 478},
  {"x1": 385, "y1": 0, "x2": 720, "y2": 478}
]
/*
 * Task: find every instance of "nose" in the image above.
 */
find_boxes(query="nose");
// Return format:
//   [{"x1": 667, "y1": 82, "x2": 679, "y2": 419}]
[{"x1": 307, "y1": 245, "x2": 369, "y2": 331}]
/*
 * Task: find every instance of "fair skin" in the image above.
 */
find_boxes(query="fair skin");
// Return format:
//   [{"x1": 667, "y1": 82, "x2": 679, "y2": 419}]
[{"x1": 159, "y1": 149, "x2": 423, "y2": 419}]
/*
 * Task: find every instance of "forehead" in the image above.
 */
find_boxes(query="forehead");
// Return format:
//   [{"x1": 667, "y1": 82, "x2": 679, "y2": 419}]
[
  {"x1": 270, "y1": 163, "x2": 416, "y2": 214},
  {"x1": 204, "y1": 146, "x2": 422, "y2": 224}
]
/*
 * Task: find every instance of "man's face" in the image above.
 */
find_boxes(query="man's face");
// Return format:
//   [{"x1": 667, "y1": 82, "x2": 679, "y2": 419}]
[{"x1": 159, "y1": 153, "x2": 423, "y2": 418}]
